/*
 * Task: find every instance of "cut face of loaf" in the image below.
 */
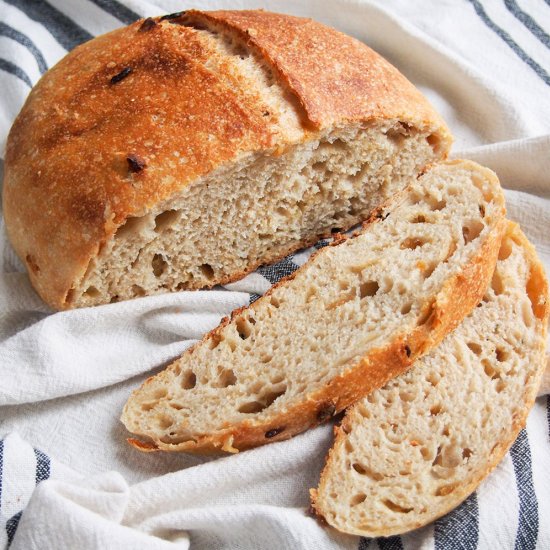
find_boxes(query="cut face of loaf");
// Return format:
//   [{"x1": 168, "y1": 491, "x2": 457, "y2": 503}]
[
  {"x1": 76, "y1": 122, "x2": 441, "y2": 307},
  {"x1": 311, "y1": 223, "x2": 549, "y2": 537},
  {"x1": 121, "y1": 160, "x2": 506, "y2": 453},
  {"x1": 3, "y1": 9, "x2": 451, "y2": 310}
]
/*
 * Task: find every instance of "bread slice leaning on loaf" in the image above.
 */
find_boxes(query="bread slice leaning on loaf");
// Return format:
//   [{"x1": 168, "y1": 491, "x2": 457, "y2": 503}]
[
  {"x1": 3, "y1": 9, "x2": 451, "y2": 310},
  {"x1": 121, "y1": 160, "x2": 506, "y2": 454},
  {"x1": 311, "y1": 222, "x2": 549, "y2": 537}
]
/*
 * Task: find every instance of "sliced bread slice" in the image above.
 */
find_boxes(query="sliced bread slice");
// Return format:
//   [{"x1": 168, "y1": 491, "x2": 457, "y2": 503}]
[
  {"x1": 311, "y1": 222, "x2": 549, "y2": 537},
  {"x1": 121, "y1": 160, "x2": 506, "y2": 453}
]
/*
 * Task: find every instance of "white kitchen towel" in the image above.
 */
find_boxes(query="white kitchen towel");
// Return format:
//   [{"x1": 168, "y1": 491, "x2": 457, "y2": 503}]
[{"x1": 0, "y1": 0, "x2": 549, "y2": 549}]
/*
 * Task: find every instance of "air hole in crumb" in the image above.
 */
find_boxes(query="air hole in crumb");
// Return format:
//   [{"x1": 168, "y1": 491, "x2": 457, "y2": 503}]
[
  {"x1": 401, "y1": 302, "x2": 412, "y2": 315},
  {"x1": 400, "y1": 390, "x2": 415, "y2": 402},
  {"x1": 200, "y1": 263, "x2": 214, "y2": 280},
  {"x1": 238, "y1": 386, "x2": 286, "y2": 414},
  {"x1": 238, "y1": 401, "x2": 265, "y2": 414},
  {"x1": 495, "y1": 347, "x2": 508, "y2": 362},
  {"x1": 467, "y1": 342, "x2": 482, "y2": 355},
  {"x1": 436, "y1": 483, "x2": 458, "y2": 497},
  {"x1": 153, "y1": 388, "x2": 167, "y2": 399},
  {"x1": 426, "y1": 372, "x2": 439, "y2": 386},
  {"x1": 208, "y1": 335, "x2": 221, "y2": 350},
  {"x1": 432, "y1": 446, "x2": 443, "y2": 466},
  {"x1": 270, "y1": 295, "x2": 281, "y2": 308},
  {"x1": 383, "y1": 500, "x2": 413, "y2": 513},
  {"x1": 132, "y1": 284, "x2": 146, "y2": 297},
  {"x1": 305, "y1": 287, "x2": 318, "y2": 303},
  {"x1": 84, "y1": 286, "x2": 100, "y2": 298},
  {"x1": 350, "y1": 493, "x2": 367, "y2": 506},
  {"x1": 141, "y1": 402, "x2": 156, "y2": 412},
  {"x1": 401, "y1": 237, "x2": 426, "y2": 250},
  {"x1": 385, "y1": 127, "x2": 406, "y2": 146},
  {"x1": 411, "y1": 214, "x2": 427, "y2": 224},
  {"x1": 427, "y1": 133, "x2": 441, "y2": 152},
  {"x1": 430, "y1": 198, "x2": 447, "y2": 211},
  {"x1": 421, "y1": 447, "x2": 432, "y2": 461},
  {"x1": 170, "y1": 403, "x2": 184, "y2": 410},
  {"x1": 262, "y1": 387, "x2": 287, "y2": 407},
  {"x1": 181, "y1": 370, "x2": 196, "y2": 389},
  {"x1": 498, "y1": 239, "x2": 513, "y2": 260},
  {"x1": 491, "y1": 271, "x2": 505, "y2": 295},
  {"x1": 236, "y1": 317, "x2": 252, "y2": 340},
  {"x1": 152, "y1": 254, "x2": 168, "y2": 277},
  {"x1": 482, "y1": 359, "x2": 500, "y2": 380},
  {"x1": 496, "y1": 379, "x2": 506, "y2": 393},
  {"x1": 462, "y1": 448, "x2": 472, "y2": 460},
  {"x1": 216, "y1": 367, "x2": 237, "y2": 388},
  {"x1": 430, "y1": 404, "x2": 442, "y2": 416},
  {"x1": 154, "y1": 209, "x2": 180, "y2": 232},
  {"x1": 156, "y1": 415, "x2": 173, "y2": 429},
  {"x1": 423, "y1": 263, "x2": 437, "y2": 279},
  {"x1": 352, "y1": 463, "x2": 383, "y2": 481},
  {"x1": 159, "y1": 434, "x2": 195, "y2": 445},
  {"x1": 345, "y1": 440, "x2": 354, "y2": 453},
  {"x1": 462, "y1": 220, "x2": 484, "y2": 244},
  {"x1": 115, "y1": 216, "x2": 149, "y2": 239},
  {"x1": 359, "y1": 280, "x2": 379, "y2": 298}
]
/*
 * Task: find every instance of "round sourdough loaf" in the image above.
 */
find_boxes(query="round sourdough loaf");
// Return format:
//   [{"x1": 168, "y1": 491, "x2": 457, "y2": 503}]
[{"x1": 3, "y1": 10, "x2": 452, "y2": 310}]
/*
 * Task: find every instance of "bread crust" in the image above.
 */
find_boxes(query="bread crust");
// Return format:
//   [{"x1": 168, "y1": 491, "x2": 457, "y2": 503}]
[
  {"x1": 183, "y1": 10, "x2": 451, "y2": 133},
  {"x1": 311, "y1": 222, "x2": 549, "y2": 537},
  {"x1": 3, "y1": 10, "x2": 451, "y2": 310},
  {"x1": 122, "y1": 161, "x2": 506, "y2": 453}
]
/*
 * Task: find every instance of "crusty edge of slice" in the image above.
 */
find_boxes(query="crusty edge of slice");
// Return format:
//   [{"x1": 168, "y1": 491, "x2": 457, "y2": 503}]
[
  {"x1": 122, "y1": 162, "x2": 507, "y2": 454},
  {"x1": 310, "y1": 221, "x2": 550, "y2": 537}
]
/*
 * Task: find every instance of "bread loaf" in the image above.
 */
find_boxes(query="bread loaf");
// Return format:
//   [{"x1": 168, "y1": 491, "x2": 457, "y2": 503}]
[
  {"x1": 311, "y1": 222, "x2": 549, "y2": 537},
  {"x1": 3, "y1": 9, "x2": 451, "y2": 310},
  {"x1": 121, "y1": 160, "x2": 506, "y2": 453}
]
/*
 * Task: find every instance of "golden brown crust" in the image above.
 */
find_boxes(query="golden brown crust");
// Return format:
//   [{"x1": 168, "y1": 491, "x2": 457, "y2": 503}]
[
  {"x1": 3, "y1": 10, "x2": 451, "y2": 310},
  {"x1": 124, "y1": 165, "x2": 506, "y2": 454},
  {"x1": 184, "y1": 10, "x2": 451, "y2": 137},
  {"x1": 311, "y1": 222, "x2": 549, "y2": 537}
]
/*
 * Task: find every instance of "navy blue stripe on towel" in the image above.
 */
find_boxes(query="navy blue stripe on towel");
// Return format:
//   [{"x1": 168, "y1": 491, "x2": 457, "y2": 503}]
[
  {"x1": 88, "y1": 0, "x2": 141, "y2": 25},
  {"x1": 6, "y1": 510, "x2": 22, "y2": 546},
  {"x1": 0, "y1": 439, "x2": 4, "y2": 514},
  {"x1": 0, "y1": 58, "x2": 32, "y2": 87},
  {"x1": 435, "y1": 492, "x2": 479, "y2": 550},
  {"x1": 256, "y1": 256, "x2": 300, "y2": 285},
  {"x1": 510, "y1": 429, "x2": 539, "y2": 550},
  {"x1": 3, "y1": 0, "x2": 93, "y2": 50},
  {"x1": 504, "y1": 0, "x2": 550, "y2": 50},
  {"x1": 466, "y1": 0, "x2": 550, "y2": 86},
  {"x1": 378, "y1": 536, "x2": 404, "y2": 550},
  {"x1": 0, "y1": 22, "x2": 48, "y2": 73},
  {"x1": 33, "y1": 448, "x2": 51, "y2": 484}
]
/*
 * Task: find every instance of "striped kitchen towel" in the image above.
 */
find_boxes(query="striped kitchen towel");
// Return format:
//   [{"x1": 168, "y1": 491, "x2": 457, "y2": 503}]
[{"x1": 1, "y1": 0, "x2": 549, "y2": 549}]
